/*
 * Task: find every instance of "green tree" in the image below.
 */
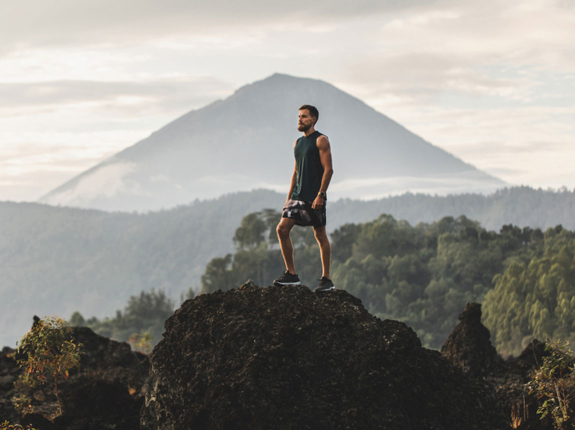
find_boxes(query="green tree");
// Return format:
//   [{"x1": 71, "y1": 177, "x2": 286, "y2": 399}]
[
  {"x1": 201, "y1": 254, "x2": 235, "y2": 293},
  {"x1": 331, "y1": 223, "x2": 361, "y2": 263},
  {"x1": 233, "y1": 212, "x2": 268, "y2": 249},
  {"x1": 125, "y1": 289, "x2": 174, "y2": 320},
  {"x1": 69, "y1": 311, "x2": 86, "y2": 327}
]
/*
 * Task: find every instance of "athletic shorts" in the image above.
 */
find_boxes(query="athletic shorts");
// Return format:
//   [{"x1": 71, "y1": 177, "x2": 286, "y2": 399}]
[{"x1": 281, "y1": 199, "x2": 326, "y2": 227}]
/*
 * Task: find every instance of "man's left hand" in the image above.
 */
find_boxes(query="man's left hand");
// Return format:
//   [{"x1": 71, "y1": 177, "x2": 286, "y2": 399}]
[{"x1": 312, "y1": 195, "x2": 325, "y2": 209}]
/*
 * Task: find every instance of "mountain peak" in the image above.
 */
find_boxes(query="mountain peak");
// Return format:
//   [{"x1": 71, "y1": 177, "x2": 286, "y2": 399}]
[{"x1": 39, "y1": 74, "x2": 504, "y2": 212}]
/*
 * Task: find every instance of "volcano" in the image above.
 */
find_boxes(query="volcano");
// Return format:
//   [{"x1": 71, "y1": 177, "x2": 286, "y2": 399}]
[{"x1": 39, "y1": 73, "x2": 504, "y2": 212}]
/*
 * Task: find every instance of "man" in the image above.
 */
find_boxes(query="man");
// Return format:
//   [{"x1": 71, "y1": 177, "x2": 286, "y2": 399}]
[{"x1": 273, "y1": 105, "x2": 335, "y2": 292}]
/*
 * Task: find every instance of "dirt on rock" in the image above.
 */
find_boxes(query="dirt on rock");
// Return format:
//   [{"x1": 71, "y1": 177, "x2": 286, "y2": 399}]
[{"x1": 141, "y1": 283, "x2": 507, "y2": 430}]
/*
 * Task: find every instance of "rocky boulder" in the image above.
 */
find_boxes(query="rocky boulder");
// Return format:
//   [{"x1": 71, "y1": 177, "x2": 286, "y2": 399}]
[
  {"x1": 440, "y1": 303, "x2": 555, "y2": 429},
  {"x1": 441, "y1": 302, "x2": 501, "y2": 377},
  {"x1": 0, "y1": 346, "x2": 19, "y2": 422},
  {"x1": 141, "y1": 283, "x2": 506, "y2": 430}
]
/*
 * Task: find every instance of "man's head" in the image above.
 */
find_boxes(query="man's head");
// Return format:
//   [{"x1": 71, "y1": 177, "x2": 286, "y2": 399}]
[{"x1": 298, "y1": 105, "x2": 319, "y2": 132}]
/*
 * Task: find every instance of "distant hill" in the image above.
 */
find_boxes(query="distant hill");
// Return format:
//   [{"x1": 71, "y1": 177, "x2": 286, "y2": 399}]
[
  {"x1": 38, "y1": 73, "x2": 504, "y2": 212},
  {"x1": 2, "y1": 186, "x2": 575, "y2": 348}
]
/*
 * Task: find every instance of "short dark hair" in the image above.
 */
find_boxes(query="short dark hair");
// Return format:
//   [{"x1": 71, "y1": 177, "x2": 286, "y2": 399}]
[{"x1": 299, "y1": 105, "x2": 319, "y2": 123}]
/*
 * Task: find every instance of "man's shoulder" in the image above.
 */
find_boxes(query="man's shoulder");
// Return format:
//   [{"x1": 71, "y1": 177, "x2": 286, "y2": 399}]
[{"x1": 316, "y1": 133, "x2": 330, "y2": 148}]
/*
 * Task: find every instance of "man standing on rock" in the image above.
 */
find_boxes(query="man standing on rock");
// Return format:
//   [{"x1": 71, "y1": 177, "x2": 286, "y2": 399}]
[{"x1": 273, "y1": 105, "x2": 335, "y2": 292}]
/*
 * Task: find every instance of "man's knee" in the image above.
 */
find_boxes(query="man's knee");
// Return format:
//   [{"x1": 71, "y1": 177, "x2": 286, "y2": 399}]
[{"x1": 277, "y1": 221, "x2": 292, "y2": 238}]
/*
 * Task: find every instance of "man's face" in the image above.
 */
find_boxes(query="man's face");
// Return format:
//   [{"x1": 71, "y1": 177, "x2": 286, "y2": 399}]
[{"x1": 298, "y1": 109, "x2": 315, "y2": 132}]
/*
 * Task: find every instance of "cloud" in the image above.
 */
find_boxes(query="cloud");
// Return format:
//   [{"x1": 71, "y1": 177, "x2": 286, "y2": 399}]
[
  {"x1": 344, "y1": 54, "x2": 535, "y2": 108},
  {"x1": 0, "y1": 0, "x2": 437, "y2": 53},
  {"x1": 39, "y1": 160, "x2": 150, "y2": 207},
  {"x1": 402, "y1": 105, "x2": 575, "y2": 188},
  {"x1": 339, "y1": 0, "x2": 575, "y2": 108},
  {"x1": 0, "y1": 129, "x2": 151, "y2": 200},
  {"x1": 0, "y1": 77, "x2": 234, "y2": 117},
  {"x1": 483, "y1": 167, "x2": 526, "y2": 176}
]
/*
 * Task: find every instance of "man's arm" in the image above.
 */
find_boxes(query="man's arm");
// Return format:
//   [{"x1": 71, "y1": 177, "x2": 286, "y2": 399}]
[
  {"x1": 312, "y1": 135, "x2": 334, "y2": 209},
  {"x1": 286, "y1": 140, "x2": 298, "y2": 204}
]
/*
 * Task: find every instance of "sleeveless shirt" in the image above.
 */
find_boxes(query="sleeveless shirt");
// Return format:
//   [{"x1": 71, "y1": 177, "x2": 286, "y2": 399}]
[{"x1": 291, "y1": 131, "x2": 325, "y2": 201}]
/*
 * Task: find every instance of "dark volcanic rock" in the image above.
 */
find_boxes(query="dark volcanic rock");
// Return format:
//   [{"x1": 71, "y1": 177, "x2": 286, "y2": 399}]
[
  {"x1": 441, "y1": 302, "x2": 501, "y2": 377},
  {"x1": 57, "y1": 328, "x2": 148, "y2": 429},
  {"x1": 141, "y1": 284, "x2": 506, "y2": 430},
  {"x1": 71, "y1": 326, "x2": 148, "y2": 370},
  {"x1": 442, "y1": 304, "x2": 554, "y2": 430},
  {"x1": 488, "y1": 339, "x2": 555, "y2": 430},
  {"x1": 18, "y1": 413, "x2": 57, "y2": 430},
  {"x1": 439, "y1": 302, "x2": 555, "y2": 428},
  {"x1": 512, "y1": 339, "x2": 549, "y2": 374},
  {"x1": 0, "y1": 347, "x2": 19, "y2": 422},
  {"x1": 59, "y1": 375, "x2": 144, "y2": 428}
]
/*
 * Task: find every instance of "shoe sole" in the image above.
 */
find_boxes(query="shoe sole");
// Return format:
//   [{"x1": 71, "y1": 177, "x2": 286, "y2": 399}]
[
  {"x1": 315, "y1": 286, "x2": 335, "y2": 292},
  {"x1": 273, "y1": 281, "x2": 301, "y2": 286}
]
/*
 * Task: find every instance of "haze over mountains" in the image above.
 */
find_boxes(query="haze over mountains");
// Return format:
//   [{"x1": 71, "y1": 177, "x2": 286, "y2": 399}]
[{"x1": 39, "y1": 73, "x2": 504, "y2": 212}]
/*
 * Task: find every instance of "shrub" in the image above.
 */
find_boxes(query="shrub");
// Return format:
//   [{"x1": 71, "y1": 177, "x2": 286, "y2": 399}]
[
  {"x1": 528, "y1": 339, "x2": 575, "y2": 429},
  {"x1": 15, "y1": 316, "x2": 82, "y2": 416},
  {"x1": 0, "y1": 421, "x2": 36, "y2": 429}
]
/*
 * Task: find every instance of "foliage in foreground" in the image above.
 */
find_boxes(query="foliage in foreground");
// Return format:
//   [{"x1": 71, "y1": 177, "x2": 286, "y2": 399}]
[
  {"x1": 0, "y1": 422, "x2": 36, "y2": 430},
  {"x1": 528, "y1": 339, "x2": 575, "y2": 429},
  {"x1": 16, "y1": 316, "x2": 82, "y2": 416}
]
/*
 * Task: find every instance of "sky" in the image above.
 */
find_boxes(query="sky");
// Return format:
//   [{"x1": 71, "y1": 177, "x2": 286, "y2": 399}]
[{"x1": 1, "y1": 0, "x2": 574, "y2": 202}]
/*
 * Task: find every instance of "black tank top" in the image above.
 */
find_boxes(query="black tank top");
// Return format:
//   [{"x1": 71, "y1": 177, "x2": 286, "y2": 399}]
[{"x1": 291, "y1": 131, "x2": 325, "y2": 201}]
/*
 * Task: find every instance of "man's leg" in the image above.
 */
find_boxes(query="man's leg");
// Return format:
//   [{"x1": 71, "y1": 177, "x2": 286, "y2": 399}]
[
  {"x1": 277, "y1": 217, "x2": 297, "y2": 274},
  {"x1": 313, "y1": 225, "x2": 331, "y2": 279}
]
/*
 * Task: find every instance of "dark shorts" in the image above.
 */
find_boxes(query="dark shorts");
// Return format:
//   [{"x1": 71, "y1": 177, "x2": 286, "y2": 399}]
[{"x1": 281, "y1": 199, "x2": 326, "y2": 227}]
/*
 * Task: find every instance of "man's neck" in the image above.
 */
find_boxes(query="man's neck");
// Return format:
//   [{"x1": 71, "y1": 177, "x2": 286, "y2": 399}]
[{"x1": 303, "y1": 127, "x2": 316, "y2": 137}]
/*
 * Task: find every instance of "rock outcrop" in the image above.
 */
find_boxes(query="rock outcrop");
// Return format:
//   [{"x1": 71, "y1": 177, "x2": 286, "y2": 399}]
[
  {"x1": 0, "y1": 346, "x2": 20, "y2": 423},
  {"x1": 441, "y1": 302, "x2": 555, "y2": 429},
  {"x1": 0, "y1": 325, "x2": 149, "y2": 430},
  {"x1": 141, "y1": 284, "x2": 506, "y2": 430},
  {"x1": 4, "y1": 293, "x2": 559, "y2": 429},
  {"x1": 440, "y1": 302, "x2": 501, "y2": 377}
]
